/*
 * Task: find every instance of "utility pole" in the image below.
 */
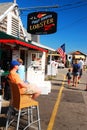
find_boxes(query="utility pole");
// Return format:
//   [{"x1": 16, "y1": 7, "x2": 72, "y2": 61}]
[{"x1": 13, "y1": 0, "x2": 16, "y2": 3}]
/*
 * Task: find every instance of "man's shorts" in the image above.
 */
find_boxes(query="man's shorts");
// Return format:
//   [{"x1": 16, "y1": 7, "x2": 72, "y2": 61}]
[
  {"x1": 25, "y1": 83, "x2": 41, "y2": 94},
  {"x1": 79, "y1": 69, "x2": 82, "y2": 76}
]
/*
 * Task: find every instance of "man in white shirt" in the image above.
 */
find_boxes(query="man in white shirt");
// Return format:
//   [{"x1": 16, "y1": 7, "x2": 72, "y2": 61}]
[{"x1": 78, "y1": 58, "x2": 84, "y2": 83}]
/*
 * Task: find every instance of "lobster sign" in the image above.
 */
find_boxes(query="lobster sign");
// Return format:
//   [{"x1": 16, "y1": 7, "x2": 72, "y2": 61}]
[{"x1": 27, "y1": 11, "x2": 57, "y2": 35}]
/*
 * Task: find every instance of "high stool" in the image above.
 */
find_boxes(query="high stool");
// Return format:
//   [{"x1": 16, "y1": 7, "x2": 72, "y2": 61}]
[{"x1": 5, "y1": 81, "x2": 41, "y2": 130}]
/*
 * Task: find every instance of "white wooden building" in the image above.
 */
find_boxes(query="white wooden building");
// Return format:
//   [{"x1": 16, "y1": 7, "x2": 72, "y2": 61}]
[{"x1": 0, "y1": 2, "x2": 55, "y2": 94}]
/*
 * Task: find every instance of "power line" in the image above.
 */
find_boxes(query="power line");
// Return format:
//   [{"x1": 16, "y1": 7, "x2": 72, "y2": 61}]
[
  {"x1": 58, "y1": 16, "x2": 87, "y2": 31},
  {"x1": 19, "y1": 0, "x2": 87, "y2": 12},
  {"x1": 19, "y1": 5, "x2": 59, "y2": 11},
  {"x1": 58, "y1": 4, "x2": 87, "y2": 12},
  {"x1": 19, "y1": 0, "x2": 87, "y2": 16},
  {"x1": 59, "y1": 0, "x2": 87, "y2": 8},
  {"x1": 19, "y1": 0, "x2": 87, "y2": 30},
  {"x1": 58, "y1": 0, "x2": 87, "y2": 12}
]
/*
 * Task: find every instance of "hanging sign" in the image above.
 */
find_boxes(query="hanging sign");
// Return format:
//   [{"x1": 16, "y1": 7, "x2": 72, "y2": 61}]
[{"x1": 27, "y1": 11, "x2": 57, "y2": 35}]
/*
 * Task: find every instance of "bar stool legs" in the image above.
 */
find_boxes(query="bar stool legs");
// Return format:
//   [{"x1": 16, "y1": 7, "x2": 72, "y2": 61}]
[
  {"x1": 37, "y1": 106, "x2": 41, "y2": 130},
  {"x1": 23, "y1": 106, "x2": 41, "y2": 130},
  {"x1": 5, "y1": 82, "x2": 41, "y2": 130},
  {"x1": 6, "y1": 105, "x2": 41, "y2": 130}
]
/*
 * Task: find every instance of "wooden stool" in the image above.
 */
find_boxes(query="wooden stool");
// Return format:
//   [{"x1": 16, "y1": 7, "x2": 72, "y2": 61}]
[{"x1": 6, "y1": 81, "x2": 41, "y2": 130}]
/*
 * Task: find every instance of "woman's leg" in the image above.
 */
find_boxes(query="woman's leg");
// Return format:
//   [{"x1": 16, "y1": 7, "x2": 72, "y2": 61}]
[
  {"x1": 68, "y1": 79, "x2": 71, "y2": 85},
  {"x1": 75, "y1": 76, "x2": 78, "y2": 87},
  {"x1": 72, "y1": 76, "x2": 75, "y2": 86}
]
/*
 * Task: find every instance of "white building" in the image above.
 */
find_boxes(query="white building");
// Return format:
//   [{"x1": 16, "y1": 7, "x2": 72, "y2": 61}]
[{"x1": 0, "y1": 2, "x2": 55, "y2": 94}]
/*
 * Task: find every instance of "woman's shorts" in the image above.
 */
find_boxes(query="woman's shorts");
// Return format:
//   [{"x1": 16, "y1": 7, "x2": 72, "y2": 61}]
[{"x1": 73, "y1": 72, "x2": 79, "y2": 76}]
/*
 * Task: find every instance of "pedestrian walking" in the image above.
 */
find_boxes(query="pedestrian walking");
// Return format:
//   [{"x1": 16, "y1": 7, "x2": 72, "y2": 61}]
[
  {"x1": 78, "y1": 58, "x2": 84, "y2": 83},
  {"x1": 72, "y1": 59, "x2": 80, "y2": 87},
  {"x1": 66, "y1": 68, "x2": 72, "y2": 86}
]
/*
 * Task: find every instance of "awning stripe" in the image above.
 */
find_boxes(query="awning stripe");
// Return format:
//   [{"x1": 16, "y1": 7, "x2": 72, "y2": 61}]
[
  {"x1": 0, "y1": 31, "x2": 48, "y2": 52},
  {"x1": 0, "y1": 39, "x2": 48, "y2": 52}
]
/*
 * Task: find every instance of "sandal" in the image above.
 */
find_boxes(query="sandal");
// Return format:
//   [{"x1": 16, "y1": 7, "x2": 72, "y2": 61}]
[{"x1": 72, "y1": 85, "x2": 74, "y2": 86}]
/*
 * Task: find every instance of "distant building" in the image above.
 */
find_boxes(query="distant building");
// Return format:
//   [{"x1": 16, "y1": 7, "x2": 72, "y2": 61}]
[{"x1": 67, "y1": 50, "x2": 87, "y2": 64}]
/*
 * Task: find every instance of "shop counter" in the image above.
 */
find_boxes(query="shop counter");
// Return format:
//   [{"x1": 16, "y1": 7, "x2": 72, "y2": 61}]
[
  {"x1": 0, "y1": 71, "x2": 10, "y2": 99},
  {"x1": 0, "y1": 71, "x2": 9, "y2": 114}
]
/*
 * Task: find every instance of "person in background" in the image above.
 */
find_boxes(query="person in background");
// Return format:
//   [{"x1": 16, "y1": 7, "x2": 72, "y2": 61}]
[
  {"x1": 72, "y1": 59, "x2": 80, "y2": 87},
  {"x1": 17, "y1": 58, "x2": 25, "y2": 81},
  {"x1": 78, "y1": 58, "x2": 84, "y2": 83},
  {"x1": 8, "y1": 60, "x2": 41, "y2": 99},
  {"x1": 84, "y1": 83, "x2": 87, "y2": 91},
  {"x1": 66, "y1": 68, "x2": 72, "y2": 86},
  {"x1": 84, "y1": 60, "x2": 87, "y2": 71}
]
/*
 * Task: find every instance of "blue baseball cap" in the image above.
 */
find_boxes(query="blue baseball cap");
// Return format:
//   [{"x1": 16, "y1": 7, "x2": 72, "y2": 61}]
[{"x1": 10, "y1": 60, "x2": 20, "y2": 67}]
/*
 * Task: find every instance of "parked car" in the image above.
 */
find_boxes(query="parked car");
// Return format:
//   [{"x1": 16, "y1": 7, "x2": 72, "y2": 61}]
[{"x1": 58, "y1": 62, "x2": 65, "y2": 68}]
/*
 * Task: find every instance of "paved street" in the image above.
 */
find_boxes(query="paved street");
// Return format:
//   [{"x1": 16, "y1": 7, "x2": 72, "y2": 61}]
[
  {"x1": 38, "y1": 68, "x2": 87, "y2": 130},
  {"x1": 0, "y1": 68, "x2": 87, "y2": 130}
]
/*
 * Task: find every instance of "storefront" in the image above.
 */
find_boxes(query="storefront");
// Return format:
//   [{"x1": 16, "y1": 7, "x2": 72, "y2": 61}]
[
  {"x1": 0, "y1": 31, "x2": 48, "y2": 70},
  {"x1": 0, "y1": 31, "x2": 51, "y2": 98}
]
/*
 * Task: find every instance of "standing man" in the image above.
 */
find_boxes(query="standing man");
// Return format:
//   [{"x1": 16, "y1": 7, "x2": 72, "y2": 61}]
[{"x1": 78, "y1": 58, "x2": 84, "y2": 83}]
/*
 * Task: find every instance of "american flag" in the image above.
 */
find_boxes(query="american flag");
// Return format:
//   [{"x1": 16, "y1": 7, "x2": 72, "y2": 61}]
[{"x1": 57, "y1": 44, "x2": 66, "y2": 64}]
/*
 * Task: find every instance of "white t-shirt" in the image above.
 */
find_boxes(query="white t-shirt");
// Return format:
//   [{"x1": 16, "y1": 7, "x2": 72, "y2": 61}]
[{"x1": 78, "y1": 60, "x2": 84, "y2": 69}]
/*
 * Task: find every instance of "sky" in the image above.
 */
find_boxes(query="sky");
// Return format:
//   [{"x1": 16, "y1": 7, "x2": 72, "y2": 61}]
[{"x1": 0, "y1": 0, "x2": 87, "y2": 54}]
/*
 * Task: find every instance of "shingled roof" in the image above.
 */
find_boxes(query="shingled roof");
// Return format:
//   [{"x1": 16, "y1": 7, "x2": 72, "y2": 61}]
[{"x1": 0, "y1": 2, "x2": 14, "y2": 16}]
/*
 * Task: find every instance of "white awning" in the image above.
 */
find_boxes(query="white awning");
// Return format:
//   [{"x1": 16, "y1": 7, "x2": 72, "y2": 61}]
[
  {"x1": 32, "y1": 41, "x2": 55, "y2": 51},
  {"x1": 48, "y1": 54, "x2": 61, "y2": 56}
]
